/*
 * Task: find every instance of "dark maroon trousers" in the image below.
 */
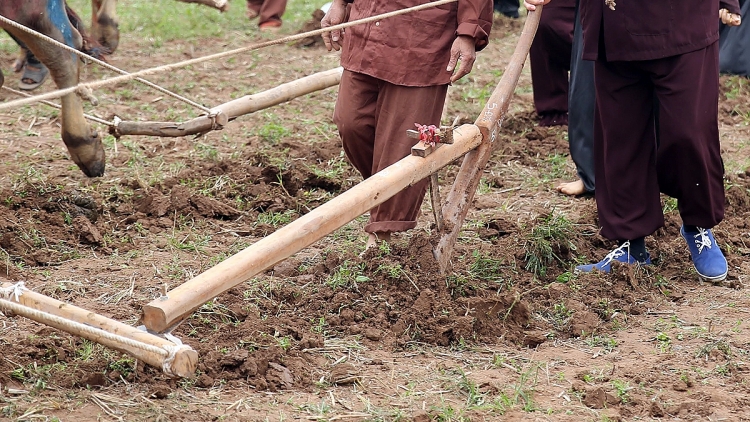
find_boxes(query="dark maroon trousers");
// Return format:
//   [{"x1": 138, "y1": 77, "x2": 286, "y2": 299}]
[
  {"x1": 529, "y1": 1, "x2": 575, "y2": 126},
  {"x1": 246, "y1": 0, "x2": 287, "y2": 25},
  {"x1": 334, "y1": 70, "x2": 448, "y2": 234},
  {"x1": 593, "y1": 42, "x2": 725, "y2": 240}
]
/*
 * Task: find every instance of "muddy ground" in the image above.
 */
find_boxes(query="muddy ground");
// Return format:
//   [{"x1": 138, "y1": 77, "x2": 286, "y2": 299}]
[{"x1": 1, "y1": 10, "x2": 750, "y2": 422}]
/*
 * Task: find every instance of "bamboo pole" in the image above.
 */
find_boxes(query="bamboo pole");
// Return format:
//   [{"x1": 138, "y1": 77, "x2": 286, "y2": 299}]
[
  {"x1": 112, "y1": 67, "x2": 344, "y2": 138},
  {"x1": 142, "y1": 124, "x2": 484, "y2": 333},
  {"x1": 1, "y1": 282, "x2": 197, "y2": 378},
  {"x1": 433, "y1": 7, "x2": 543, "y2": 273}
]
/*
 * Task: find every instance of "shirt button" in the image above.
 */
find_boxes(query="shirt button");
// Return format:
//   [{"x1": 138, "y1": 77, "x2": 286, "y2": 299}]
[{"x1": 375, "y1": 21, "x2": 380, "y2": 26}]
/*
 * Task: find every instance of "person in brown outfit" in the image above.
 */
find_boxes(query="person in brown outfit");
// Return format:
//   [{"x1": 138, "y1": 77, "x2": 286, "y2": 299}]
[
  {"x1": 246, "y1": 0, "x2": 288, "y2": 31},
  {"x1": 525, "y1": 0, "x2": 741, "y2": 282},
  {"x1": 556, "y1": 0, "x2": 743, "y2": 197},
  {"x1": 321, "y1": 0, "x2": 493, "y2": 249},
  {"x1": 529, "y1": 0, "x2": 575, "y2": 127}
]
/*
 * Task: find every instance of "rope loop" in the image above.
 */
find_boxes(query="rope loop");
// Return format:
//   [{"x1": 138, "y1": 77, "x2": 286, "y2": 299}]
[
  {"x1": 161, "y1": 344, "x2": 192, "y2": 377},
  {"x1": 75, "y1": 85, "x2": 99, "y2": 106},
  {"x1": 209, "y1": 111, "x2": 221, "y2": 130},
  {"x1": 0, "y1": 282, "x2": 27, "y2": 302},
  {"x1": 112, "y1": 115, "x2": 122, "y2": 138},
  {"x1": 137, "y1": 325, "x2": 190, "y2": 377}
]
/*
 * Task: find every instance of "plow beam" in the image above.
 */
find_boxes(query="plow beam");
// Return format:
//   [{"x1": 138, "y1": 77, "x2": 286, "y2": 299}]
[
  {"x1": 1, "y1": 282, "x2": 197, "y2": 378},
  {"x1": 112, "y1": 67, "x2": 344, "y2": 138},
  {"x1": 433, "y1": 7, "x2": 543, "y2": 273},
  {"x1": 142, "y1": 124, "x2": 483, "y2": 333}
]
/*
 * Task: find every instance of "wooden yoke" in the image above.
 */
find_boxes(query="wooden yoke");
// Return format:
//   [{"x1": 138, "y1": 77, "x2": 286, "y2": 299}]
[
  {"x1": 1, "y1": 282, "x2": 197, "y2": 377},
  {"x1": 142, "y1": 125, "x2": 484, "y2": 333},
  {"x1": 433, "y1": 7, "x2": 543, "y2": 273}
]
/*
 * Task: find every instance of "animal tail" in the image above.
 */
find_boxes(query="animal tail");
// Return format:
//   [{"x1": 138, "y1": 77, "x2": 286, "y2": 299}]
[{"x1": 64, "y1": 2, "x2": 110, "y2": 60}]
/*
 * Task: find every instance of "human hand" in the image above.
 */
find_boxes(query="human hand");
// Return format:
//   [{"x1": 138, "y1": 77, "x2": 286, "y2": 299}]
[
  {"x1": 322, "y1": 0, "x2": 349, "y2": 51},
  {"x1": 720, "y1": 8, "x2": 742, "y2": 26},
  {"x1": 447, "y1": 35, "x2": 476, "y2": 83},
  {"x1": 524, "y1": 0, "x2": 550, "y2": 12}
]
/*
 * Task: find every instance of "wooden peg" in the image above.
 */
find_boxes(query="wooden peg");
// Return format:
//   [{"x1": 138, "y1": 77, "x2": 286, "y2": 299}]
[{"x1": 411, "y1": 141, "x2": 434, "y2": 157}]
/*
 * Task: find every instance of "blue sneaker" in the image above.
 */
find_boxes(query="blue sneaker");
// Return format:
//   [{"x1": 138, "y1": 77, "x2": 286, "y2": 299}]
[
  {"x1": 680, "y1": 226, "x2": 727, "y2": 282},
  {"x1": 575, "y1": 241, "x2": 652, "y2": 273}
]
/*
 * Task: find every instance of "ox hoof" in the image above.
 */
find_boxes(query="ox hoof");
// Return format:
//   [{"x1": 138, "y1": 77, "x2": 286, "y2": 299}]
[
  {"x1": 63, "y1": 131, "x2": 106, "y2": 178},
  {"x1": 77, "y1": 161, "x2": 106, "y2": 178}
]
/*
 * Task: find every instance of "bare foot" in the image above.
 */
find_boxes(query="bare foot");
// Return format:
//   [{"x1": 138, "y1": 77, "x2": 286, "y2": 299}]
[
  {"x1": 365, "y1": 232, "x2": 392, "y2": 250},
  {"x1": 555, "y1": 179, "x2": 586, "y2": 196},
  {"x1": 246, "y1": 3, "x2": 259, "y2": 19}
]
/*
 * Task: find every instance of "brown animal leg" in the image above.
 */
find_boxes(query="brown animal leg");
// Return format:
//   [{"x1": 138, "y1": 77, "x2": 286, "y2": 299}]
[
  {"x1": 91, "y1": 0, "x2": 119, "y2": 53},
  {"x1": 6, "y1": 25, "x2": 105, "y2": 177},
  {"x1": 13, "y1": 48, "x2": 28, "y2": 72}
]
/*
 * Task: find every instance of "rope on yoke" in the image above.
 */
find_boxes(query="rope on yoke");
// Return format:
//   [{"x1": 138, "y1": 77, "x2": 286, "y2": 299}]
[
  {"x1": 0, "y1": 283, "x2": 190, "y2": 377},
  {"x1": 0, "y1": 281, "x2": 26, "y2": 301},
  {"x1": 1, "y1": 86, "x2": 114, "y2": 127},
  {"x1": 0, "y1": 0, "x2": 458, "y2": 112},
  {"x1": 0, "y1": 14, "x2": 211, "y2": 114}
]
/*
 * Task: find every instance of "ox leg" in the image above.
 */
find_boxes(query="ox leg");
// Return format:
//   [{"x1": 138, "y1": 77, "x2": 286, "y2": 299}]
[
  {"x1": 91, "y1": 0, "x2": 119, "y2": 53},
  {"x1": 5, "y1": 3, "x2": 105, "y2": 177}
]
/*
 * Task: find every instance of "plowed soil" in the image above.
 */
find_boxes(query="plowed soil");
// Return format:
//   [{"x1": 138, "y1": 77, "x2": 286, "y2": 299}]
[{"x1": 1, "y1": 10, "x2": 750, "y2": 422}]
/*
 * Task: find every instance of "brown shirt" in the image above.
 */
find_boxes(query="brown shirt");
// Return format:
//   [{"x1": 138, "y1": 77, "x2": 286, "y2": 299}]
[{"x1": 340, "y1": 0, "x2": 493, "y2": 87}]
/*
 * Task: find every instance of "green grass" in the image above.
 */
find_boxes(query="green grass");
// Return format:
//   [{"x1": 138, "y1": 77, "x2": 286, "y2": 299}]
[
  {"x1": 326, "y1": 260, "x2": 370, "y2": 289},
  {"x1": 538, "y1": 153, "x2": 572, "y2": 183},
  {"x1": 307, "y1": 151, "x2": 349, "y2": 180},
  {"x1": 256, "y1": 209, "x2": 296, "y2": 227},
  {"x1": 723, "y1": 75, "x2": 748, "y2": 100},
  {"x1": 256, "y1": 113, "x2": 293, "y2": 144},
  {"x1": 467, "y1": 250, "x2": 504, "y2": 283},
  {"x1": 523, "y1": 212, "x2": 576, "y2": 278}
]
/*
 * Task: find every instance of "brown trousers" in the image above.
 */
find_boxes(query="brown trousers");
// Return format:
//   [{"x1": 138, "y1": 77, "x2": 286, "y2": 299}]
[
  {"x1": 593, "y1": 42, "x2": 724, "y2": 240},
  {"x1": 529, "y1": 2, "x2": 575, "y2": 125},
  {"x1": 246, "y1": 0, "x2": 287, "y2": 25},
  {"x1": 334, "y1": 70, "x2": 448, "y2": 233}
]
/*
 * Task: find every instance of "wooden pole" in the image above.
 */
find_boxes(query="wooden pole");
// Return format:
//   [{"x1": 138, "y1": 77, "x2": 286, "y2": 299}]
[
  {"x1": 429, "y1": 173, "x2": 444, "y2": 232},
  {"x1": 1, "y1": 282, "x2": 198, "y2": 378},
  {"x1": 432, "y1": 7, "x2": 543, "y2": 273},
  {"x1": 112, "y1": 67, "x2": 344, "y2": 138},
  {"x1": 142, "y1": 124, "x2": 484, "y2": 333}
]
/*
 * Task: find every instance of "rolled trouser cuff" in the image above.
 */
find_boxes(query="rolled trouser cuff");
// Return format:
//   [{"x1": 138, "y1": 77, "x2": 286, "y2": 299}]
[{"x1": 364, "y1": 220, "x2": 417, "y2": 234}]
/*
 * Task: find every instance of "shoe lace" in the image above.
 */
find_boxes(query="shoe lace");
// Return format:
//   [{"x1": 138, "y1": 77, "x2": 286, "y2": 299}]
[
  {"x1": 692, "y1": 227, "x2": 713, "y2": 253},
  {"x1": 600, "y1": 241, "x2": 630, "y2": 267}
]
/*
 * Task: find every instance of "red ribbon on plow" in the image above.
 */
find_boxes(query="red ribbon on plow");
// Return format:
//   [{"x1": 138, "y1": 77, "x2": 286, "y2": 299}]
[{"x1": 415, "y1": 123, "x2": 441, "y2": 146}]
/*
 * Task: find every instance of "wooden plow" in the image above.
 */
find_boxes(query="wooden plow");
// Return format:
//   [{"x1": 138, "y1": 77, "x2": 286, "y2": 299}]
[
  {"x1": 141, "y1": 9, "x2": 544, "y2": 334},
  {"x1": 0, "y1": 7, "x2": 541, "y2": 378}
]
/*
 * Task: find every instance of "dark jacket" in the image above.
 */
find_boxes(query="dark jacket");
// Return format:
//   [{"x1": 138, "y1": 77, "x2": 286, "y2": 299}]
[{"x1": 580, "y1": 0, "x2": 742, "y2": 61}]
